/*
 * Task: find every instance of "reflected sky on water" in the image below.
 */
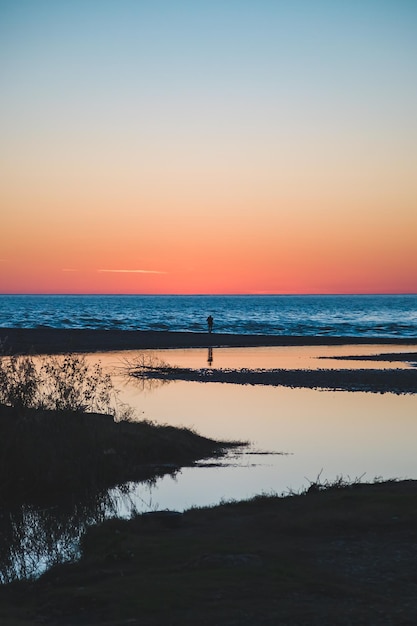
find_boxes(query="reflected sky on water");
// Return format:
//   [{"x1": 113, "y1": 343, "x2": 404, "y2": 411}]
[
  {"x1": 3, "y1": 345, "x2": 417, "y2": 582},
  {"x1": 109, "y1": 344, "x2": 416, "y2": 372},
  {"x1": 85, "y1": 345, "x2": 417, "y2": 512}
]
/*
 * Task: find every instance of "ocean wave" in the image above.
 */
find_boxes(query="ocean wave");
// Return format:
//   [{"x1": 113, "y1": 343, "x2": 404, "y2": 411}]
[{"x1": 0, "y1": 295, "x2": 416, "y2": 339}]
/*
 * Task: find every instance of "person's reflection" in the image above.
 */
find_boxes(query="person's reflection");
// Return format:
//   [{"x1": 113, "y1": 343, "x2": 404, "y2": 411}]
[{"x1": 207, "y1": 346, "x2": 213, "y2": 366}]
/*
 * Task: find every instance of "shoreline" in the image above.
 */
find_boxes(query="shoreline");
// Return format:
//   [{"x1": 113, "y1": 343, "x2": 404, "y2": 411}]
[
  {"x1": 0, "y1": 404, "x2": 236, "y2": 506},
  {"x1": 1, "y1": 327, "x2": 416, "y2": 355},
  {"x1": 2, "y1": 479, "x2": 417, "y2": 624}
]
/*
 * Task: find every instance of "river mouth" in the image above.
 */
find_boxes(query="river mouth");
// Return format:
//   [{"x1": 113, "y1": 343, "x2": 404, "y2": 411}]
[{"x1": 1, "y1": 344, "x2": 416, "y2": 583}]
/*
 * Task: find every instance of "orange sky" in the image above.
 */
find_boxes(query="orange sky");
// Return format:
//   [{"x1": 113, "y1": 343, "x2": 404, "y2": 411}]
[{"x1": 1, "y1": 1, "x2": 416, "y2": 294}]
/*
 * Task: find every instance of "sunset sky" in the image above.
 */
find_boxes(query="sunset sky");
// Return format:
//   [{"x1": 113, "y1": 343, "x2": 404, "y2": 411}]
[{"x1": 1, "y1": 0, "x2": 416, "y2": 294}]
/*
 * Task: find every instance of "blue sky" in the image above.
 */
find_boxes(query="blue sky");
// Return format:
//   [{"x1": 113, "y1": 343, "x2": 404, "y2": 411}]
[{"x1": 1, "y1": 1, "x2": 416, "y2": 293}]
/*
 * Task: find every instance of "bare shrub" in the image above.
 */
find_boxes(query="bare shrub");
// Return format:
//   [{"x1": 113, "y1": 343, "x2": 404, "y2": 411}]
[
  {"x1": 121, "y1": 351, "x2": 172, "y2": 374},
  {"x1": 0, "y1": 355, "x2": 40, "y2": 410},
  {"x1": 0, "y1": 354, "x2": 116, "y2": 415},
  {"x1": 38, "y1": 355, "x2": 114, "y2": 413},
  {"x1": 119, "y1": 352, "x2": 176, "y2": 391}
]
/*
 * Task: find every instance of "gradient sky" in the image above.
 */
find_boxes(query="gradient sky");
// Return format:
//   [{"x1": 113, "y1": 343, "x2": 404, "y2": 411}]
[{"x1": 1, "y1": 0, "x2": 416, "y2": 294}]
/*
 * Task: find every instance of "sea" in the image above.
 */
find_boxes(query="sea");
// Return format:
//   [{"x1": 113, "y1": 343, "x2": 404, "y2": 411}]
[{"x1": 0, "y1": 294, "x2": 416, "y2": 338}]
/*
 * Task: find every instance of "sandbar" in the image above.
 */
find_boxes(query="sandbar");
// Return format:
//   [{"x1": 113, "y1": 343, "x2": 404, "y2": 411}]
[
  {"x1": 1, "y1": 327, "x2": 416, "y2": 355},
  {"x1": 130, "y1": 365, "x2": 417, "y2": 394}
]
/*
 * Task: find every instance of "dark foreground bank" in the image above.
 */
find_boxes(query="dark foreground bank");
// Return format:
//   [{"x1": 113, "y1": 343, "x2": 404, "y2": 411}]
[
  {"x1": 0, "y1": 405, "x2": 237, "y2": 504},
  {"x1": 1, "y1": 479, "x2": 417, "y2": 625},
  {"x1": 1, "y1": 327, "x2": 417, "y2": 355}
]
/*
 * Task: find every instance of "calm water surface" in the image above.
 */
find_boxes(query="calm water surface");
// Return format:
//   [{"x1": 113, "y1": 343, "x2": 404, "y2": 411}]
[
  {"x1": 115, "y1": 344, "x2": 416, "y2": 371},
  {"x1": 3, "y1": 345, "x2": 416, "y2": 582},
  {"x1": 91, "y1": 345, "x2": 417, "y2": 513}
]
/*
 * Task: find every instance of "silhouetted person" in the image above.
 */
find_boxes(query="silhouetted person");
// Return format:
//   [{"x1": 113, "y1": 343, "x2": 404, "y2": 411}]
[{"x1": 207, "y1": 315, "x2": 213, "y2": 333}]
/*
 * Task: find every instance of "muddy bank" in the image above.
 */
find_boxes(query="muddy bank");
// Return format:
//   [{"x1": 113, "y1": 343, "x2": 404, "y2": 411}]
[
  {"x1": 2, "y1": 479, "x2": 417, "y2": 625},
  {"x1": 1, "y1": 327, "x2": 416, "y2": 355},
  {"x1": 129, "y1": 364, "x2": 417, "y2": 394},
  {"x1": 0, "y1": 404, "x2": 238, "y2": 504},
  {"x1": 321, "y1": 351, "x2": 417, "y2": 363}
]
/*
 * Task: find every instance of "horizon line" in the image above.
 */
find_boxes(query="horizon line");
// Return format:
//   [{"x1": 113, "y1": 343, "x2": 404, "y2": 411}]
[{"x1": 0, "y1": 293, "x2": 416, "y2": 297}]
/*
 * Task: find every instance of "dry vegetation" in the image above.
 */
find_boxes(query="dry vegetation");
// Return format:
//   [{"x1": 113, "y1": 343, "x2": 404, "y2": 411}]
[
  {"x1": 1, "y1": 479, "x2": 417, "y2": 625},
  {"x1": 0, "y1": 354, "x2": 236, "y2": 503}
]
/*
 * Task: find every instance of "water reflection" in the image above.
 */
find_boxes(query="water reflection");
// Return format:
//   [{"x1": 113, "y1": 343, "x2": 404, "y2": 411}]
[
  {"x1": 0, "y1": 483, "x2": 159, "y2": 584},
  {"x1": 120, "y1": 373, "x2": 170, "y2": 393},
  {"x1": 110, "y1": 378, "x2": 417, "y2": 506},
  {"x1": 118, "y1": 344, "x2": 417, "y2": 396},
  {"x1": 118, "y1": 345, "x2": 416, "y2": 371},
  {"x1": 207, "y1": 346, "x2": 214, "y2": 366},
  {"x1": 87, "y1": 348, "x2": 417, "y2": 504}
]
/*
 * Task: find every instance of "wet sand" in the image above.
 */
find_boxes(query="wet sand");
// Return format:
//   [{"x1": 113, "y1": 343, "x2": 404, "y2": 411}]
[
  {"x1": 1, "y1": 327, "x2": 416, "y2": 355},
  {"x1": 322, "y1": 351, "x2": 417, "y2": 362}
]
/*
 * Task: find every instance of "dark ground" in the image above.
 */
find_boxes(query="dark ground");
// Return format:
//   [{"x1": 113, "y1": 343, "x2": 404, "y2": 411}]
[
  {"x1": 0, "y1": 404, "x2": 236, "y2": 504},
  {"x1": 131, "y1": 363, "x2": 417, "y2": 394},
  {"x1": 1, "y1": 327, "x2": 416, "y2": 355},
  {"x1": 1, "y1": 480, "x2": 417, "y2": 625}
]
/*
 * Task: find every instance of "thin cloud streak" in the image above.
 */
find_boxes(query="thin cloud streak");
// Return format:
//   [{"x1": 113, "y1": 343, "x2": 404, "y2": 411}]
[{"x1": 97, "y1": 269, "x2": 167, "y2": 274}]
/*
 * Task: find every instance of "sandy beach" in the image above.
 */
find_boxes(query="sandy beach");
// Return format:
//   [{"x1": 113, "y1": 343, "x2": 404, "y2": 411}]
[{"x1": 1, "y1": 327, "x2": 416, "y2": 355}]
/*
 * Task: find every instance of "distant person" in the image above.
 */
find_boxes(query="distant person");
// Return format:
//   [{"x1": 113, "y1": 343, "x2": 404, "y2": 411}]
[{"x1": 207, "y1": 315, "x2": 213, "y2": 333}]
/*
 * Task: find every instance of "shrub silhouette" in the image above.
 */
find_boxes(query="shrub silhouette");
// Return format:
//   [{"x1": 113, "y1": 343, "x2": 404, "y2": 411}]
[
  {"x1": 0, "y1": 353, "x2": 230, "y2": 505},
  {"x1": 0, "y1": 354, "x2": 114, "y2": 414}
]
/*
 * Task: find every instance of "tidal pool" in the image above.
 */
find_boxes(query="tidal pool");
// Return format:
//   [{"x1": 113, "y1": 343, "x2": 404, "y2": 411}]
[{"x1": 95, "y1": 345, "x2": 417, "y2": 513}]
